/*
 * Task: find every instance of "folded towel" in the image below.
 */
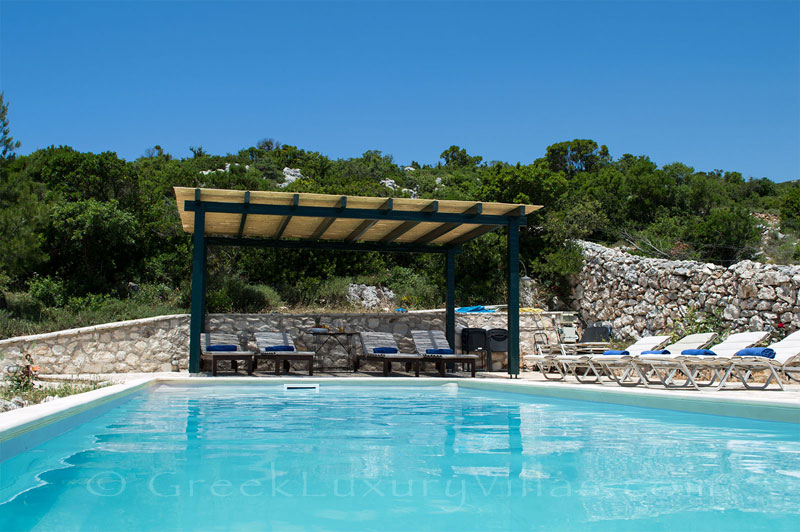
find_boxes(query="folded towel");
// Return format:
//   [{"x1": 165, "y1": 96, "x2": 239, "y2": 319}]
[
  {"x1": 681, "y1": 349, "x2": 717, "y2": 356},
  {"x1": 735, "y1": 347, "x2": 776, "y2": 359},
  {"x1": 373, "y1": 347, "x2": 398, "y2": 354},
  {"x1": 426, "y1": 348, "x2": 454, "y2": 355},
  {"x1": 206, "y1": 344, "x2": 238, "y2": 352},
  {"x1": 642, "y1": 349, "x2": 670, "y2": 355},
  {"x1": 263, "y1": 345, "x2": 294, "y2": 352},
  {"x1": 602, "y1": 350, "x2": 629, "y2": 356}
]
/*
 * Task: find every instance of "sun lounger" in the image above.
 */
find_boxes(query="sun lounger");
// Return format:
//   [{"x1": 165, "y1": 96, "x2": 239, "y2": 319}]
[
  {"x1": 601, "y1": 332, "x2": 718, "y2": 386},
  {"x1": 253, "y1": 331, "x2": 315, "y2": 375},
  {"x1": 357, "y1": 332, "x2": 422, "y2": 377},
  {"x1": 411, "y1": 330, "x2": 478, "y2": 377},
  {"x1": 200, "y1": 332, "x2": 254, "y2": 376},
  {"x1": 633, "y1": 331, "x2": 769, "y2": 390},
  {"x1": 719, "y1": 330, "x2": 800, "y2": 391},
  {"x1": 557, "y1": 335, "x2": 672, "y2": 384}
]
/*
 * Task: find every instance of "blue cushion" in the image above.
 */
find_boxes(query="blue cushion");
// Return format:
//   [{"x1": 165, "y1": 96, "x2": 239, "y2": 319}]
[
  {"x1": 206, "y1": 344, "x2": 237, "y2": 352},
  {"x1": 681, "y1": 349, "x2": 717, "y2": 356},
  {"x1": 602, "y1": 350, "x2": 629, "y2": 356},
  {"x1": 642, "y1": 349, "x2": 670, "y2": 355},
  {"x1": 373, "y1": 347, "x2": 398, "y2": 354},
  {"x1": 426, "y1": 348, "x2": 454, "y2": 355},
  {"x1": 735, "y1": 347, "x2": 776, "y2": 359},
  {"x1": 263, "y1": 345, "x2": 294, "y2": 352}
]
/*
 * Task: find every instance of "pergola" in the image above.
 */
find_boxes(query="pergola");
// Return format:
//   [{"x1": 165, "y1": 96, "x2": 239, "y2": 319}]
[{"x1": 174, "y1": 187, "x2": 541, "y2": 376}]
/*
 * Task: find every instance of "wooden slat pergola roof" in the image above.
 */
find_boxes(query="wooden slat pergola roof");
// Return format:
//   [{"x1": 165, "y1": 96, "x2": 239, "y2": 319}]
[
  {"x1": 176, "y1": 186, "x2": 541, "y2": 377},
  {"x1": 175, "y1": 187, "x2": 541, "y2": 248}
]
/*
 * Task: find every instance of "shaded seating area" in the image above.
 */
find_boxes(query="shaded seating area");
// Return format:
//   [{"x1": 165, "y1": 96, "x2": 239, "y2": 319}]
[
  {"x1": 253, "y1": 331, "x2": 314, "y2": 375},
  {"x1": 175, "y1": 187, "x2": 539, "y2": 378},
  {"x1": 411, "y1": 329, "x2": 477, "y2": 377},
  {"x1": 358, "y1": 332, "x2": 421, "y2": 377},
  {"x1": 200, "y1": 333, "x2": 254, "y2": 376}
]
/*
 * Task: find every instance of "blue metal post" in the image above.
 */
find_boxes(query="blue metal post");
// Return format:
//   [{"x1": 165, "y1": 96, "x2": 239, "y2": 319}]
[
  {"x1": 189, "y1": 192, "x2": 206, "y2": 374},
  {"x1": 507, "y1": 220, "x2": 520, "y2": 377}
]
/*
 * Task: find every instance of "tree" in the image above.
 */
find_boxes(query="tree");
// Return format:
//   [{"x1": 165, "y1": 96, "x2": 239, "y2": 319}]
[
  {"x1": 544, "y1": 139, "x2": 609, "y2": 178},
  {"x1": 440, "y1": 146, "x2": 483, "y2": 168},
  {"x1": 687, "y1": 206, "x2": 760, "y2": 264},
  {"x1": 45, "y1": 200, "x2": 140, "y2": 293},
  {"x1": 0, "y1": 94, "x2": 45, "y2": 281},
  {"x1": 0, "y1": 93, "x2": 21, "y2": 160},
  {"x1": 189, "y1": 145, "x2": 207, "y2": 158},
  {"x1": 780, "y1": 185, "x2": 800, "y2": 232}
]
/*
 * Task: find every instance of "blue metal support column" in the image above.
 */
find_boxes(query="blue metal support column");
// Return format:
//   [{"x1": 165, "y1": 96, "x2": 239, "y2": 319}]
[
  {"x1": 188, "y1": 193, "x2": 207, "y2": 374},
  {"x1": 445, "y1": 248, "x2": 456, "y2": 349},
  {"x1": 507, "y1": 220, "x2": 520, "y2": 377}
]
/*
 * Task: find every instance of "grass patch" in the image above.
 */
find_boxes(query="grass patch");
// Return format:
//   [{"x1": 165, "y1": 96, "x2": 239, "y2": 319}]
[{"x1": 0, "y1": 378, "x2": 110, "y2": 404}]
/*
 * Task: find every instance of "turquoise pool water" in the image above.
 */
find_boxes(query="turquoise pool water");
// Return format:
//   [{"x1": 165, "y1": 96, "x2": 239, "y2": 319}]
[{"x1": 1, "y1": 383, "x2": 798, "y2": 531}]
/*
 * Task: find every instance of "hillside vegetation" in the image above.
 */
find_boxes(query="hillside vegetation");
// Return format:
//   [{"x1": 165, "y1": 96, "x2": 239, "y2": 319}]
[{"x1": 1, "y1": 94, "x2": 798, "y2": 338}]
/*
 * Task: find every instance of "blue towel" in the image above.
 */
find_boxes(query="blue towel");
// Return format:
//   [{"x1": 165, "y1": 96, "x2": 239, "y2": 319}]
[
  {"x1": 735, "y1": 347, "x2": 776, "y2": 359},
  {"x1": 263, "y1": 345, "x2": 294, "y2": 352},
  {"x1": 681, "y1": 349, "x2": 717, "y2": 356},
  {"x1": 642, "y1": 349, "x2": 670, "y2": 355},
  {"x1": 373, "y1": 347, "x2": 398, "y2": 354},
  {"x1": 206, "y1": 344, "x2": 237, "y2": 352},
  {"x1": 426, "y1": 348, "x2": 454, "y2": 355},
  {"x1": 456, "y1": 305, "x2": 495, "y2": 313},
  {"x1": 602, "y1": 350, "x2": 629, "y2": 356}
]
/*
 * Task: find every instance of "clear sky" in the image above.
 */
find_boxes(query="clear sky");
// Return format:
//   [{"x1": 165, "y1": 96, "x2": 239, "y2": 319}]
[{"x1": 1, "y1": 1, "x2": 798, "y2": 181}]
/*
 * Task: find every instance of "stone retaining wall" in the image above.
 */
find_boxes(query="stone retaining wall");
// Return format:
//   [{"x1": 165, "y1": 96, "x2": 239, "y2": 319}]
[
  {"x1": 0, "y1": 315, "x2": 190, "y2": 374},
  {"x1": 572, "y1": 241, "x2": 800, "y2": 338},
  {"x1": 0, "y1": 311, "x2": 562, "y2": 374}
]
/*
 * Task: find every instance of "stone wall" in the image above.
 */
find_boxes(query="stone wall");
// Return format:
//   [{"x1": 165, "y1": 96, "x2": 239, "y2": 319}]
[
  {"x1": 0, "y1": 311, "x2": 563, "y2": 374},
  {"x1": 0, "y1": 315, "x2": 190, "y2": 375},
  {"x1": 572, "y1": 241, "x2": 800, "y2": 338}
]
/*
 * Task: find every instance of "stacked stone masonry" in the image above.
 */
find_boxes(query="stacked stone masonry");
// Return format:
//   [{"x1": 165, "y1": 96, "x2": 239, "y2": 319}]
[
  {"x1": 572, "y1": 241, "x2": 800, "y2": 339},
  {"x1": 0, "y1": 312, "x2": 563, "y2": 374}
]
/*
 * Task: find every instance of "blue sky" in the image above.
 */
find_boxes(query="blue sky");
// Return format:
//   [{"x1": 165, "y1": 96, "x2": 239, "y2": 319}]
[{"x1": 1, "y1": 1, "x2": 798, "y2": 181}]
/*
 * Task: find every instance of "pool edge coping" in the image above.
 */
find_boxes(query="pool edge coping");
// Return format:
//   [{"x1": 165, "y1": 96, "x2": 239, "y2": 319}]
[
  {"x1": 0, "y1": 378, "x2": 156, "y2": 444},
  {"x1": 1, "y1": 376, "x2": 798, "y2": 444}
]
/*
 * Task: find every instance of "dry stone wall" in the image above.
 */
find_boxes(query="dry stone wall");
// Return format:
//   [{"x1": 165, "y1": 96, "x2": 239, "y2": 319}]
[
  {"x1": 0, "y1": 315, "x2": 190, "y2": 375},
  {"x1": 0, "y1": 311, "x2": 561, "y2": 374},
  {"x1": 572, "y1": 241, "x2": 800, "y2": 339}
]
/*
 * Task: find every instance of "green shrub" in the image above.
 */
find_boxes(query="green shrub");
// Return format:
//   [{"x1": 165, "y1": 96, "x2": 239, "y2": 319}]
[
  {"x1": 315, "y1": 277, "x2": 352, "y2": 308},
  {"x1": 5, "y1": 292, "x2": 44, "y2": 321},
  {"x1": 207, "y1": 278, "x2": 283, "y2": 313},
  {"x1": 28, "y1": 275, "x2": 67, "y2": 307},
  {"x1": 668, "y1": 305, "x2": 726, "y2": 343},
  {"x1": 385, "y1": 267, "x2": 441, "y2": 309}
]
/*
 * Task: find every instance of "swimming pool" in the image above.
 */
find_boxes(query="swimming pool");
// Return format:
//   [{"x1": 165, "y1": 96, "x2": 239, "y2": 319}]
[{"x1": 1, "y1": 382, "x2": 798, "y2": 531}]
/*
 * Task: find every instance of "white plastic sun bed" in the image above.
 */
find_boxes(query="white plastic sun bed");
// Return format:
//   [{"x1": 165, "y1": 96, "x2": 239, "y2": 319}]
[
  {"x1": 632, "y1": 331, "x2": 769, "y2": 390},
  {"x1": 718, "y1": 330, "x2": 800, "y2": 391},
  {"x1": 555, "y1": 335, "x2": 672, "y2": 383}
]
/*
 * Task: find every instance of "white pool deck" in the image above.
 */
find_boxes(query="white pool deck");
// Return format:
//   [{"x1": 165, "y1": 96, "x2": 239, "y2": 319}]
[{"x1": 2, "y1": 370, "x2": 799, "y2": 444}]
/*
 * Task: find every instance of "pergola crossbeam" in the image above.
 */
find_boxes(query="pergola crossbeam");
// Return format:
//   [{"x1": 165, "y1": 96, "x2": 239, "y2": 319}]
[
  {"x1": 345, "y1": 198, "x2": 393, "y2": 242},
  {"x1": 237, "y1": 191, "x2": 250, "y2": 238},
  {"x1": 274, "y1": 194, "x2": 300, "y2": 239},
  {"x1": 413, "y1": 223, "x2": 460, "y2": 245},
  {"x1": 310, "y1": 196, "x2": 346, "y2": 240}
]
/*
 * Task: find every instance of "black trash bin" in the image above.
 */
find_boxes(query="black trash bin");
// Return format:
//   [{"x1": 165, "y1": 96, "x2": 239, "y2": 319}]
[{"x1": 486, "y1": 328, "x2": 508, "y2": 371}]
